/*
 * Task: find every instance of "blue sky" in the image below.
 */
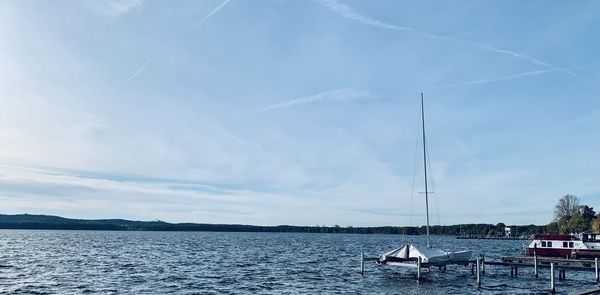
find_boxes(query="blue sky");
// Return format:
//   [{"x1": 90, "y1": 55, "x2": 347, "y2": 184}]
[{"x1": 1, "y1": 0, "x2": 599, "y2": 226}]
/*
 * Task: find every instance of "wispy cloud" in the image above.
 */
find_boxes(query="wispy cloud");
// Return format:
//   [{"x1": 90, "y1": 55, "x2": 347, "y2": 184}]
[
  {"x1": 188, "y1": 0, "x2": 232, "y2": 31},
  {"x1": 123, "y1": 57, "x2": 152, "y2": 84},
  {"x1": 242, "y1": 88, "x2": 373, "y2": 117},
  {"x1": 105, "y1": 0, "x2": 144, "y2": 16},
  {"x1": 314, "y1": 0, "x2": 574, "y2": 76},
  {"x1": 0, "y1": 163, "x2": 328, "y2": 224}
]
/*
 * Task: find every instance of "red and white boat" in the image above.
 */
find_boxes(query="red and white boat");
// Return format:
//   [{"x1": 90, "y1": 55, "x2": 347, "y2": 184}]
[{"x1": 526, "y1": 233, "x2": 600, "y2": 258}]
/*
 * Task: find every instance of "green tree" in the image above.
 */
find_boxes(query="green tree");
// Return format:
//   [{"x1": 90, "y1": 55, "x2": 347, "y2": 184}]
[
  {"x1": 567, "y1": 211, "x2": 586, "y2": 233},
  {"x1": 581, "y1": 205, "x2": 596, "y2": 230},
  {"x1": 553, "y1": 194, "x2": 581, "y2": 234},
  {"x1": 546, "y1": 221, "x2": 559, "y2": 234},
  {"x1": 592, "y1": 214, "x2": 600, "y2": 232}
]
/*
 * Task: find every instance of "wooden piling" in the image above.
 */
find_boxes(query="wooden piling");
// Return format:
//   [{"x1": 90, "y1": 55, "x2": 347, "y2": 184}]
[
  {"x1": 550, "y1": 262, "x2": 555, "y2": 294},
  {"x1": 594, "y1": 257, "x2": 600, "y2": 285},
  {"x1": 534, "y1": 254, "x2": 538, "y2": 278},
  {"x1": 482, "y1": 254, "x2": 486, "y2": 274},
  {"x1": 417, "y1": 257, "x2": 422, "y2": 282},
  {"x1": 360, "y1": 252, "x2": 364, "y2": 275},
  {"x1": 477, "y1": 258, "x2": 481, "y2": 287}
]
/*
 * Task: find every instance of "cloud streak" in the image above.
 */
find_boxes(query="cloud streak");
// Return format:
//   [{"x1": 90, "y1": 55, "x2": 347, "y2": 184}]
[
  {"x1": 242, "y1": 88, "x2": 373, "y2": 116},
  {"x1": 123, "y1": 57, "x2": 152, "y2": 84},
  {"x1": 0, "y1": 163, "x2": 336, "y2": 224},
  {"x1": 314, "y1": 0, "x2": 575, "y2": 76},
  {"x1": 188, "y1": 0, "x2": 232, "y2": 31},
  {"x1": 105, "y1": 0, "x2": 144, "y2": 16}
]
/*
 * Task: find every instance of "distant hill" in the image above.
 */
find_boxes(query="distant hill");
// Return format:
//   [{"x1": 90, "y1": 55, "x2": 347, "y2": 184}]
[{"x1": 0, "y1": 214, "x2": 548, "y2": 235}]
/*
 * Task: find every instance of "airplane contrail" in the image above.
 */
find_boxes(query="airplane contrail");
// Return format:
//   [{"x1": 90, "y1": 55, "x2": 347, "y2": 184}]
[
  {"x1": 313, "y1": 0, "x2": 575, "y2": 76},
  {"x1": 429, "y1": 61, "x2": 600, "y2": 90},
  {"x1": 188, "y1": 0, "x2": 232, "y2": 31},
  {"x1": 314, "y1": 0, "x2": 414, "y2": 32},
  {"x1": 122, "y1": 0, "x2": 232, "y2": 85},
  {"x1": 470, "y1": 42, "x2": 575, "y2": 76},
  {"x1": 123, "y1": 57, "x2": 153, "y2": 84},
  {"x1": 430, "y1": 69, "x2": 556, "y2": 90},
  {"x1": 241, "y1": 88, "x2": 373, "y2": 117}
]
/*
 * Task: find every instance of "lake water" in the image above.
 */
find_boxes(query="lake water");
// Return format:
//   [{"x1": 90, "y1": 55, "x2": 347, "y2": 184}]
[{"x1": 0, "y1": 230, "x2": 597, "y2": 294}]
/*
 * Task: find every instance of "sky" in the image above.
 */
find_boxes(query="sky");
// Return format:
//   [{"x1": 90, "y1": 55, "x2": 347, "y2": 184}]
[{"x1": 1, "y1": 0, "x2": 599, "y2": 226}]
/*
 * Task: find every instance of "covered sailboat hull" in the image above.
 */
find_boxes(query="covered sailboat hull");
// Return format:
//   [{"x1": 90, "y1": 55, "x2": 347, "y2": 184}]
[{"x1": 380, "y1": 243, "x2": 472, "y2": 264}]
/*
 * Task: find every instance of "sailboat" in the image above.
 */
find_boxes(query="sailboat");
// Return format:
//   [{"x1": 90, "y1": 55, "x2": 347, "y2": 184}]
[{"x1": 378, "y1": 93, "x2": 472, "y2": 266}]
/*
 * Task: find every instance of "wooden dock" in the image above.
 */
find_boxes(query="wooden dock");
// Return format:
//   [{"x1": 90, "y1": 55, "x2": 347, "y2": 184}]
[
  {"x1": 456, "y1": 235, "x2": 528, "y2": 240},
  {"x1": 490, "y1": 255, "x2": 600, "y2": 271},
  {"x1": 361, "y1": 253, "x2": 600, "y2": 293}
]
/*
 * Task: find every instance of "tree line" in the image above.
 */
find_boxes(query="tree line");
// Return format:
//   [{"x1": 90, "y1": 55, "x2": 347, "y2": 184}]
[
  {"x1": 0, "y1": 195, "x2": 597, "y2": 235},
  {"x1": 0, "y1": 214, "x2": 545, "y2": 235}
]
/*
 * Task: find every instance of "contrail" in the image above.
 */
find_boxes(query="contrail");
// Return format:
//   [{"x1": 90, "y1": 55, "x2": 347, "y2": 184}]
[
  {"x1": 429, "y1": 61, "x2": 600, "y2": 90},
  {"x1": 242, "y1": 88, "x2": 372, "y2": 117},
  {"x1": 122, "y1": 0, "x2": 231, "y2": 85},
  {"x1": 314, "y1": 0, "x2": 413, "y2": 32},
  {"x1": 430, "y1": 69, "x2": 556, "y2": 90},
  {"x1": 470, "y1": 42, "x2": 575, "y2": 76},
  {"x1": 188, "y1": 0, "x2": 232, "y2": 31},
  {"x1": 123, "y1": 57, "x2": 152, "y2": 84},
  {"x1": 314, "y1": 0, "x2": 575, "y2": 76}
]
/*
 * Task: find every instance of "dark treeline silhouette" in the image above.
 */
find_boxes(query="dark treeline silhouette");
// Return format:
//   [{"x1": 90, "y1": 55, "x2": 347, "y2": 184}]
[{"x1": 0, "y1": 214, "x2": 547, "y2": 235}]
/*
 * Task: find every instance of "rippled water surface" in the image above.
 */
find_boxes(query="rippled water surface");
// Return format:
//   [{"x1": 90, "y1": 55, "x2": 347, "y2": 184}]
[{"x1": 0, "y1": 230, "x2": 598, "y2": 294}]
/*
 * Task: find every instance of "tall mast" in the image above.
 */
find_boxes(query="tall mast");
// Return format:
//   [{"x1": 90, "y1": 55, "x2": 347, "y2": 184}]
[{"x1": 421, "y1": 93, "x2": 431, "y2": 248}]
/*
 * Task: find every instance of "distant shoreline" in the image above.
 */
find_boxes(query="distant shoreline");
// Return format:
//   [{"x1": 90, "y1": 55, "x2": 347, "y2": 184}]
[{"x1": 0, "y1": 214, "x2": 546, "y2": 236}]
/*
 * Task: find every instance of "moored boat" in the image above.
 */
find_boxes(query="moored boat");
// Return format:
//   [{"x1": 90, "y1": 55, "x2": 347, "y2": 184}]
[
  {"x1": 526, "y1": 233, "x2": 600, "y2": 258},
  {"x1": 377, "y1": 93, "x2": 472, "y2": 266}
]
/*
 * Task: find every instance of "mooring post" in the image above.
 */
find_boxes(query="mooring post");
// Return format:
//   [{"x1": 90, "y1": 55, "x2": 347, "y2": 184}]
[
  {"x1": 550, "y1": 263, "x2": 555, "y2": 294},
  {"x1": 594, "y1": 257, "x2": 600, "y2": 285},
  {"x1": 417, "y1": 257, "x2": 422, "y2": 282},
  {"x1": 534, "y1": 254, "x2": 538, "y2": 278},
  {"x1": 476, "y1": 258, "x2": 481, "y2": 288},
  {"x1": 360, "y1": 252, "x2": 365, "y2": 275},
  {"x1": 482, "y1": 254, "x2": 485, "y2": 274}
]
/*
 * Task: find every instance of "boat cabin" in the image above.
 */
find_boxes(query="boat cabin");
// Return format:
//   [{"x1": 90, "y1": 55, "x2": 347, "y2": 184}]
[{"x1": 527, "y1": 234, "x2": 600, "y2": 258}]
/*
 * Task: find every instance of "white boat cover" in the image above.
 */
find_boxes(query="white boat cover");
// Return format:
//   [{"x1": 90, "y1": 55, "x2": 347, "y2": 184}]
[{"x1": 381, "y1": 243, "x2": 472, "y2": 264}]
